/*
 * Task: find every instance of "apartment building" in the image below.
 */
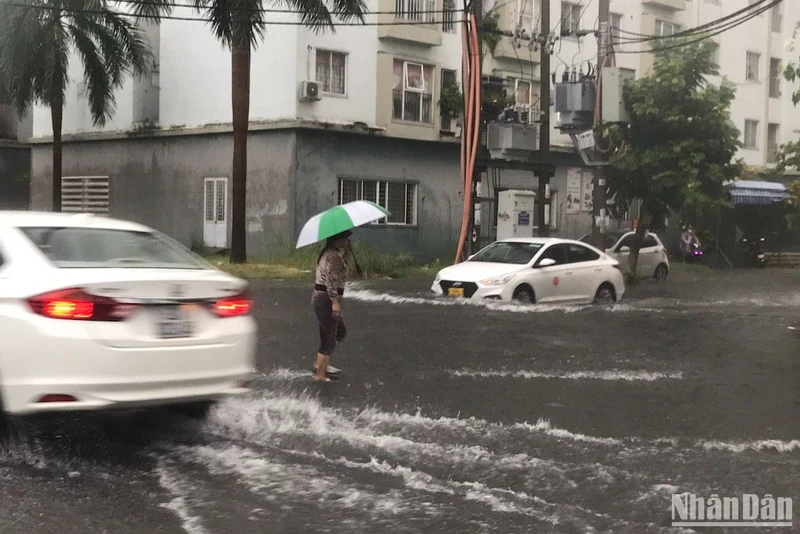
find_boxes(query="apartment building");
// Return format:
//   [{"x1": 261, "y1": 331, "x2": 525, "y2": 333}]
[{"x1": 25, "y1": 0, "x2": 798, "y2": 258}]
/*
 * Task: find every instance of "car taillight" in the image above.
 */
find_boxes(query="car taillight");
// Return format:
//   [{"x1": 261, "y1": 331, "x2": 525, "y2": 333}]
[
  {"x1": 213, "y1": 294, "x2": 252, "y2": 317},
  {"x1": 27, "y1": 289, "x2": 135, "y2": 321}
]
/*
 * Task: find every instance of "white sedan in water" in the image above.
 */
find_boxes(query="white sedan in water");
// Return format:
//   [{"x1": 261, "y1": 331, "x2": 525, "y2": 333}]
[
  {"x1": 0, "y1": 211, "x2": 257, "y2": 419},
  {"x1": 431, "y1": 238, "x2": 626, "y2": 304}
]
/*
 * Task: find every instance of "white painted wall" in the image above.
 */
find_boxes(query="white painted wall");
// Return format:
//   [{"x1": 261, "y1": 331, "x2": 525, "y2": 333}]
[
  {"x1": 32, "y1": 50, "x2": 136, "y2": 137},
  {"x1": 295, "y1": 0, "x2": 463, "y2": 126}
]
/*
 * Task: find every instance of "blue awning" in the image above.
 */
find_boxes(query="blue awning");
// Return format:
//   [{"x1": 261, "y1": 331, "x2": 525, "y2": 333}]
[{"x1": 727, "y1": 180, "x2": 789, "y2": 206}]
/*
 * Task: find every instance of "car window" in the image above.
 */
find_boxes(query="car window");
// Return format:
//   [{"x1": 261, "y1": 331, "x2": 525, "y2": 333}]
[
  {"x1": 0, "y1": 248, "x2": 4, "y2": 269},
  {"x1": 537, "y1": 244, "x2": 570, "y2": 265},
  {"x1": 16, "y1": 227, "x2": 211, "y2": 269},
  {"x1": 643, "y1": 235, "x2": 658, "y2": 248},
  {"x1": 568, "y1": 243, "x2": 600, "y2": 263},
  {"x1": 470, "y1": 241, "x2": 544, "y2": 264},
  {"x1": 616, "y1": 234, "x2": 636, "y2": 251}
]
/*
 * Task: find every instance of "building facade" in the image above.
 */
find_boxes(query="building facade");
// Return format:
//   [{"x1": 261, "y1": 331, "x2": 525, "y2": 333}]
[{"x1": 26, "y1": 0, "x2": 799, "y2": 259}]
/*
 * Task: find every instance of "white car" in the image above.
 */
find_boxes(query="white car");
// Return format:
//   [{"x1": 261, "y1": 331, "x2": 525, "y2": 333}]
[
  {"x1": 579, "y1": 231, "x2": 670, "y2": 281},
  {"x1": 0, "y1": 211, "x2": 257, "y2": 419},
  {"x1": 431, "y1": 238, "x2": 626, "y2": 304}
]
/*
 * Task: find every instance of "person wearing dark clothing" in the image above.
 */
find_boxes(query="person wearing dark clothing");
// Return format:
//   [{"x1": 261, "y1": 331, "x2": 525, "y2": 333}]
[{"x1": 312, "y1": 230, "x2": 353, "y2": 382}]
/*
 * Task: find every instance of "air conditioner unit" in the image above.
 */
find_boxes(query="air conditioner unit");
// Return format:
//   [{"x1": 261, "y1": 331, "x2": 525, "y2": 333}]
[{"x1": 299, "y1": 81, "x2": 320, "y2": 102}]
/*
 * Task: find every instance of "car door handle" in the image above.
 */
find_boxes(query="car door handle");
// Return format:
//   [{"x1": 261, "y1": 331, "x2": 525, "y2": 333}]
[{"x1": 564, "y1": 271, "x2": 573, "y2": 275}]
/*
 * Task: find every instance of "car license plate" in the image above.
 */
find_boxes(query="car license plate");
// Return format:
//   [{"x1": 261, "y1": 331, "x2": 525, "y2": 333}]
[
  {"x1": 448, "y1": 287, "x2": 465, "y2": 297},
  {"x1": 156, "y1": 306, "x2": 194, "y2": 339}
]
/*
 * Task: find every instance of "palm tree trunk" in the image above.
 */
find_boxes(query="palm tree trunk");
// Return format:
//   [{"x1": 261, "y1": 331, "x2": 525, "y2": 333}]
[
  {"x1": 51, "y1": 95, "x2": 63, "y2": 212},
  {"x1": 229, "y1": 40, "x2": 250, "y2": 264}
]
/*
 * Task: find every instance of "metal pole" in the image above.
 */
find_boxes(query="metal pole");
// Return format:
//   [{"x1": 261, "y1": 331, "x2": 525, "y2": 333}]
[
  {"x1": 468, "y1": 0, "x2": 483, "y2": 256},
  {"x1": 537, "y1": 0, "x2": 551, "y2": 237},
  {"x1": 592, "y1": 0, "x2": 610, "y2": 249}
]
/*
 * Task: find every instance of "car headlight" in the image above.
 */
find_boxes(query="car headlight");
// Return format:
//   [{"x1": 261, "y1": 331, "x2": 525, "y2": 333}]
[{"x1": 479, "y1": 273, "x2": 515, "y2": 286}]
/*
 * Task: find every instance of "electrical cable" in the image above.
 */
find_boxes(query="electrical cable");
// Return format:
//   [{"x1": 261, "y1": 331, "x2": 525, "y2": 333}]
[
  {"x1": 612, "y1": 0, "x2": 777, "y2": 54},
  {"x1": 2, "y1": 1, "x2": 466, "y2": 26},
  {"x1": 613, "y1": 0, "x2": 781, "y2": 45}
]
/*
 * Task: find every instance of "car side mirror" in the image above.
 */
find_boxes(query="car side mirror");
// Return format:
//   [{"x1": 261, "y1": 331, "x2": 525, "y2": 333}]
[
  {"x1": 537, "y1": 258, "x2": 557, "y2": 267},
  {"x1": 619, "y1": 246, "x2": 631, "y2": 253}
]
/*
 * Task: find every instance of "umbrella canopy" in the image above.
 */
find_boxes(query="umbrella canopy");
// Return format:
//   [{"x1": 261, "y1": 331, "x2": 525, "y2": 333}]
[{"x1": 296, "y1": 200, "x2": 390, "y2": 248}]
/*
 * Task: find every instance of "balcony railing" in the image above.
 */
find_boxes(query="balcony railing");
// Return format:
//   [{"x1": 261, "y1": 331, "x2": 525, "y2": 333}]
[
  {"x1": 393, "y1": 90, "x2": 433, "y2": 124},
  {"x1": 395, "y1": 0, "x2": 436, "y2": 24}
]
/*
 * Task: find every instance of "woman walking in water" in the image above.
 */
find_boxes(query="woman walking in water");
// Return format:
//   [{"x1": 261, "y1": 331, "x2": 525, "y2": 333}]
[{"x1": 312, "y1": 230, "x2": 353, "y2": 382}]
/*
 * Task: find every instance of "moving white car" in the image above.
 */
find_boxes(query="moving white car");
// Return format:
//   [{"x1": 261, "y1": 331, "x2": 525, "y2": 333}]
[
  {"x1": 431, "y1": 238, "x2": 626, "y2": 304},
  {"x1": 0, "y1": 211, "x2": 257, "y2": 419},
  {"x1": 579, "y1": 230, "x2": 670, "y2": 281}
]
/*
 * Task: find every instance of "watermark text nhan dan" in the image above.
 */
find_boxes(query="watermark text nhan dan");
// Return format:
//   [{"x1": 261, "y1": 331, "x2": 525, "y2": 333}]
[{"x1": 672, "y1": 493, "x2": 792, "y2": 527}]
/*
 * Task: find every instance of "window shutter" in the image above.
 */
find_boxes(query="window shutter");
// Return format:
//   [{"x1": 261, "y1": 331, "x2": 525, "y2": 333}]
[{"x1": 62, "y1": 176, "x2": 109, "y2": 215}]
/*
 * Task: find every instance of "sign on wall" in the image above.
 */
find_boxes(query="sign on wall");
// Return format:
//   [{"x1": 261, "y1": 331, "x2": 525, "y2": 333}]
[
  {"x1": 566, "y1": 168, "x2": 582, "y2": 214},
  {"x1": 582, "y1": 172, "x2": 594, "y2": 212}
]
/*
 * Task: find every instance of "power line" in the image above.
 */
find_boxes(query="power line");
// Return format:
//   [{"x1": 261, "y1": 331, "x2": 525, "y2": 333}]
[
  {"x1": 613, "y1": 0, "x2": 781, "y2": 45},
  {"x1": 112, "y1": 0, "x2": 458, "y2": 16},
  {"x1": 2, "y1": 1, "x2": 465, "y2": 26},
  {"x1": 612, "y1": 1, "x2": 776, "y2": 55}
]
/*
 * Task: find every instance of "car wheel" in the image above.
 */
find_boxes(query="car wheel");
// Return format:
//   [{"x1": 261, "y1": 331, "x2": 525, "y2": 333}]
[
  {"x1": 654, "y1": 264, "x2": 668, "y2": 282},
  {"x1": 169, "y1": 401, "x2": 215, "y2": 421},
  {"x1": 593, "y1": 284, "x2": 616, "y2": 305},
  {"x1": 512, "y1": 286, "x2": 535, "y2": 304}
]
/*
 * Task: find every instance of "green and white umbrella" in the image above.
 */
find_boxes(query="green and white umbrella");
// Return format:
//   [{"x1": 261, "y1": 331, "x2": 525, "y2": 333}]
[{"x1": 295, "y1": 200, "x2": 390, "y2": 249}]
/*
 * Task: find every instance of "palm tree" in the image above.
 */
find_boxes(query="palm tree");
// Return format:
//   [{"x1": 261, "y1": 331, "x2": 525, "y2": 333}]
[
  {"x1": 0, "y1": 0, "x2": 153, "y2": 211},
  {"x1": 131, "y1": 0, "x2": 367, "y2": 263}
]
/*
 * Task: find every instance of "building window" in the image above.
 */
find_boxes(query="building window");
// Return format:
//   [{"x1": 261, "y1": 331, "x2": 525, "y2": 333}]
[
  {"x1": 655, "y1": 19, "x2": 680, "y2": 37},
  {"x1": 442, "y1": 0, "x2": 456, "y2": 33},
  {"x1": 769, "y1": 58, "x2": 781, "y2": 98},
  {"x1": 517, "y1": 0, "x2": 535, "y2": 35},
  {"x1": 709, "y1": 41, "x2": 720, "y2": 66},
  {"x1": 560, "y1": 2, "x2": 581, "y2": 36},
  {"x1": 767, "y1": 123, "x2": 779, "y2": 164},
  {"x1": 62, "y1": 176, "x2": 110, "y2": 215},
  {"x1": 393, "y1": 59, "x2": 434, "y2": 124},
  {"x1": 746, "y1": 51, "x2": 760, "y2": 82},
  {"x1": 770, "y1": 3, "x2": 782, "y2": 33},
  {"x1": 395, "y1": 0, "x2": 436, "y2": 24},
  {"x1": 339, "y1": 178, "x2": 418, "y2": 226},
  {"x1": 744, "y1": 120, "x2": 759, "y2": 150},
  {"x1": 513, "y1": 78, "x2": 537, "y2": 124},
  {"x1": 316, "y1": 50, "x2": 347, "y2": 95},
  {"x1": 609, "y1": 12, "x2": 622, "y2": 44}
]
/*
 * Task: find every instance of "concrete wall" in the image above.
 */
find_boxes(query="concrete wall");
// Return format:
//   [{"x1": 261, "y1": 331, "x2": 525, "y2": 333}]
[
  {"x1": 29, "y1": 128, "x2": 609, "y2": 261},
  {"x1": 30, "y1": 131, "x2": 296, "y2": 254},
  {"x1": 293, "y1": 130, "x2": 462, "y2": 261},
  {"x1": 0, "y1": 145, "x2": 31, "y2": 210}
]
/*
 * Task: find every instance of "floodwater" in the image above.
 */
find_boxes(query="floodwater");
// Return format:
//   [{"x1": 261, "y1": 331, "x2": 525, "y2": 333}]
[{"x1": 1, "y1": 269, "x2": 798, "y2": 533}]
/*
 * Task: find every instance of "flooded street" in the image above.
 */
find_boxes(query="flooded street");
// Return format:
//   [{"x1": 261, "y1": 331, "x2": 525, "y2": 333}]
[{"x1": 1, "y1": 269, "x2": 799, "y2": 533}]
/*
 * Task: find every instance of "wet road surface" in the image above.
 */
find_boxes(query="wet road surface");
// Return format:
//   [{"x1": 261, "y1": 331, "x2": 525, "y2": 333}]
[{"x1": 1, "y1": 268, "x2": 799, "y2": 533}]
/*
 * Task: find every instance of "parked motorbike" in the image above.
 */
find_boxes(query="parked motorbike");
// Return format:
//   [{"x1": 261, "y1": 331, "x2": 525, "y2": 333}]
[
  {"x1": 741, "y1": 237, "x2": 766, "y2": 268},
  {"x1": 686, "y1": 242, "x2": 704, "y2": 263}
]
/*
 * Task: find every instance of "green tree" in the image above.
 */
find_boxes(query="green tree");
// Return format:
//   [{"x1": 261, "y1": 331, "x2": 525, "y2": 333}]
[
  {"x1": 136, "y1": 0, "x2": 366, "y2": 264},
  {"x1": 776, "y1": 21, "x2": 800, "y2": 171},
  {"x1": 0, "y1": 0, "x2": 153, "y2": 211},
  {"x1": 604, "y1": 39, "x2": 742, "y2": 281}
]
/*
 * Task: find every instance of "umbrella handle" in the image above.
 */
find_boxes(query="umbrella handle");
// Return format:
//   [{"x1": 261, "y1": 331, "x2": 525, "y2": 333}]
[{"x1": 351, "y1": 249, "x2": 363, "y2": 276}]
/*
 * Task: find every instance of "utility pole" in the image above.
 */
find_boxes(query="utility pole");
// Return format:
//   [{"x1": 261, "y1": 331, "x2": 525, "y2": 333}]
[
  {"x1": 536, "y1": 0, "x2": 551, "y2": 237},
  {"x1": 467, "y1": 0, "x2": 483, "y2": 256},
  {"x1": 591, "y1": 0, "x2": 610, "y2": 249}
]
